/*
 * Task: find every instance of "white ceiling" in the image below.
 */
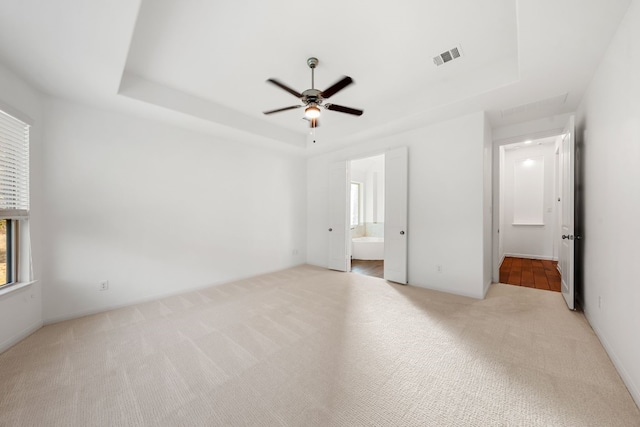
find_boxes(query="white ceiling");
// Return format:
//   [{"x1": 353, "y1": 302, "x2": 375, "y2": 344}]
[{"x1": 0, "y1": 0, "x2": 632, "y2": 154}]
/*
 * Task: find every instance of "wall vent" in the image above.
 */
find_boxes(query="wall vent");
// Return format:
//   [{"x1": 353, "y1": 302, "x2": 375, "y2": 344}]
[{"x1": 433, "y1": 46, "x2": 462, "y2": 67}]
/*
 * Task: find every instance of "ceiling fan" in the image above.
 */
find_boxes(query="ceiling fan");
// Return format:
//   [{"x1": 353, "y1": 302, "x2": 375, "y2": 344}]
[{"x1": 263, "y1": 57, "x2": 363, "y2": 128}]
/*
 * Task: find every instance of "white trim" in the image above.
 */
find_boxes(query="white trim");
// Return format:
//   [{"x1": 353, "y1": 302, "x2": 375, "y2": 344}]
[
  {"x1": 411, "y1": 281, "x2": 486, "y2": 300},
  {"x1": 0, "y1": 320, "x2": 42, "y2": 353},
  {"x1": 483, "y1": 279, "x2": 492, "y2": 298},
  {"x1": 0, "y1": 280, "x2": 37, "y2": 298},
  {"x1": 0, "y1": 100, "x2": 34, "y2": 126},
  {"x1": 584, "y1": 309, "x2": 640, "y2": 409},
  {"x1": 43, "y1": 263, "x2": 308, "y2": 325},
  {"x1": 493, "y1": 128, "x2": 565, "y2": 146},
  {"x1": 503, "y1": 253, "x2": 557, "y2": 261}
]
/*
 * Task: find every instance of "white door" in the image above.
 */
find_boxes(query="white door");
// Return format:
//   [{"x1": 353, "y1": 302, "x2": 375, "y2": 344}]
[
  {"x1": 328, "y1": 161, "x2": 350, "y2": 272},
  {"x1": 559, "y1": 116, "x2": 575, "y2": 310},
  {"x1": 384, "y1": 147, "x2": 408, "y2": 283}
]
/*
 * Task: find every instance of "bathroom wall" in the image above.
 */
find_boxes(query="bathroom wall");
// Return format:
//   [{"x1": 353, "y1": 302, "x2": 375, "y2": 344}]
[{"x1": 351, "y1": 154, "x2": 385, "y2": 238}]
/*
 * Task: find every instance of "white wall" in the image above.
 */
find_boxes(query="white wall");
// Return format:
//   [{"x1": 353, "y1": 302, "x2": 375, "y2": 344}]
[
  {"x1": 492, "y1": 113, "x2": 573, "y2": 145},
  {"x1": 0, "y1": 64, "x2": 44, "y2": 352},
  {"x1": 501, "y1": 142, "x2": 557, "y2": 260},
  {"x1": 483, "y1": 114, "x2": 493, "y2": 294},
  {"x1": 308, "y1": 112, "x2": 489, "y2": 299},
  {"x1": 41, "y1": 98, "x2": 307, "y2": 322},
  {"x1": 575, "y1": 0, "x2": 640, "y2": 408},
  {"x1": 350, "y1": 154, "x2": 384, "y2": 237}
]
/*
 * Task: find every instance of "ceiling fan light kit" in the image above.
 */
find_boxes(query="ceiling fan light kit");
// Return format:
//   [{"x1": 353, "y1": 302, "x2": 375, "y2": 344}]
[
  {"x1": 263, "y1": 57, "x2": 363, "y2": 129},
  {"x1": 304, "y1": 104, "x2": 321, "y2": 119}
]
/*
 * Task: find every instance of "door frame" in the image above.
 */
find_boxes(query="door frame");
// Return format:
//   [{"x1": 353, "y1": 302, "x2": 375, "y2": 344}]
[
  {"x1": 347, "y1": 150, "x2": 387, "y2": 271},
  {"x1": 339, "y1": 148, "x2": 401, "y2": 273},
  {"x1": 336, "y1": 149, "x2": 387, "y2": 272},
  {"x1": 492, "y1": 128, "x2": 574, "y2": 284}
]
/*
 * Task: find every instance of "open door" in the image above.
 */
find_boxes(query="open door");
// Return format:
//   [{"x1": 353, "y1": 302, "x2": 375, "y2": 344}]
[
  {"x1": 328, "y1": 161, "x2": 350, "y2": 271},
  {"x1": 384, "y1": 147, "x2": 408, "y2": 283},
  {"x1": 559, "y1": 116, "x2": 575, "y2": 309}
]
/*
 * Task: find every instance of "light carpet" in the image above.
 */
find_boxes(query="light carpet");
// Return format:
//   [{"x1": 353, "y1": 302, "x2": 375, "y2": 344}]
[{"x1": 0, "y1": 265, "x2": 638, "y2": 426}]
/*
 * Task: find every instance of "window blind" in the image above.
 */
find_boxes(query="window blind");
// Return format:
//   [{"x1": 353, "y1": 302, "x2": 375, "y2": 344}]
[{"x1": 0, "y1": 110, "x2": 29, "y2": 219}]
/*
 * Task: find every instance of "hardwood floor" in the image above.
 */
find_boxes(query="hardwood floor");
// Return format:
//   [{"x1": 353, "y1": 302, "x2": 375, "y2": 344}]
[
  {"x1": 500, "y1": 257, "x2": 561, "y2": 292},
  {"x1": 351, "y1": 259, "x2": 384, "y2": 279},
  {"x1": 352, "y1": 257, "x2": 560, "y2": 291}
]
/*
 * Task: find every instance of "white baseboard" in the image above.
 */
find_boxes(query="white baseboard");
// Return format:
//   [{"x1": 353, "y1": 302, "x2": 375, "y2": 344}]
[
  {"x1": 483, "y1": 279, "x2": 492, "y2": 298},
  {"x1": 584, "y1": 309, "x2": 640, "y2": 410},
  {"x1": 504, "y1": 253, "x2": 557, "y2": 261},
  {"x1": 44, "y1": 262, "x2": 309, "y2": 325},
  {"x1": 0, "y1": 321, "x2": 43, "y2": 354}
]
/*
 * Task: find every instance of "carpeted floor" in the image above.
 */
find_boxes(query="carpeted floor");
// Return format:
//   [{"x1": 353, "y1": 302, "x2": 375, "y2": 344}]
[{"x1": 1, "y1": 265, "x2": 638, "y2": 426}]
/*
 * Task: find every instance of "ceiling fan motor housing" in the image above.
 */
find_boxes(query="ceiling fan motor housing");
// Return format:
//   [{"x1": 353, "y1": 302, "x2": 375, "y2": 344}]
[{"x1": 302, "y1": 89, "x2": 322, "y2": 106}]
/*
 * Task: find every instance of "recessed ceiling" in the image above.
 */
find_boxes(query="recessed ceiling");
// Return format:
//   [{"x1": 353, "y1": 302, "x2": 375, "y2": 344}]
[
  {"x1": 121, "y1": 0, "x2": 519, "y2": 148},
  {"x1": 0, "y1": 0, "x2": 632, "y2": 153}
]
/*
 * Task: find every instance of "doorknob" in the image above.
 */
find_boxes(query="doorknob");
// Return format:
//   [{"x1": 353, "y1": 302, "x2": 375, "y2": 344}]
[
  {"x1": 400, "y1": 231, "x2": 405, "y2": 235},
  {"x1": 562, "y1": 234, "x2": 574, "y2": 240},
  {"x1": 328, "y1": 228, "x2": 333, "y2": 232}
]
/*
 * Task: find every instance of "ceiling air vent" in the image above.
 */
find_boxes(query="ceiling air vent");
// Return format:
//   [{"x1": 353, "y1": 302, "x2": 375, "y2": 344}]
[{"x1": 433, "y1": 46, "x2": 462, "y2": 67}]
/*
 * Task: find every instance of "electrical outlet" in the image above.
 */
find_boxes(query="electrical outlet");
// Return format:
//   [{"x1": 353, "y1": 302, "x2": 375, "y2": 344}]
[
  {"x1": 598, "y1": 296, "x2": 601, "y2": 309},
  {"x1": 99, "y1": 280, "x2": 109, "y2": 291},
  {"x1": 437, "y1": 264, "x2": 443, "y2": 273},
  {"x1": 292, "y1": 249, "x2": 299, "y2": 256}
]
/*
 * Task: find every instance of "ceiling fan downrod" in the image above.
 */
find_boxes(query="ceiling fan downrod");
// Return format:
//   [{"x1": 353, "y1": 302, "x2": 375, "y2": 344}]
[{"x1": 307, "y1": 57, "x2": 318, "y2": 89}]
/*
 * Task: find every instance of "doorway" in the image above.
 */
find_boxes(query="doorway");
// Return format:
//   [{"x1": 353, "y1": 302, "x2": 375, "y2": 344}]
[
  {"x1": 328, "y1": 147, "x2": 407, "y2": 283},
  {"x1": 494, "y1": 116, "x2": 576, "y2": 309},
  {"x1": 350, "y1": 154, "x2": 385, "y2": 279},
  {"x1": 497, "y1": 135, "x2": 560, "y2": 290}
]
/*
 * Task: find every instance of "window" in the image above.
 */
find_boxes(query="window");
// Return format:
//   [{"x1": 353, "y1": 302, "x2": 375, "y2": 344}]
[
  {"x1": 0, "y1": 219, "x2": 14, "y2": 285},
  {"x1": 350, "y1": 182, "x2": 361, "y2": 227},
  {"x1": 0, "y1": 109, "x2": 30, "y2": 289}
]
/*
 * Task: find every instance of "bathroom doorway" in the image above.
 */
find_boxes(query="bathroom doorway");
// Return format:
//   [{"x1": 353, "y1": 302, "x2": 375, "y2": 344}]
[{"x1": 350, "y1": 154, "x2": 385, "y2": 278}]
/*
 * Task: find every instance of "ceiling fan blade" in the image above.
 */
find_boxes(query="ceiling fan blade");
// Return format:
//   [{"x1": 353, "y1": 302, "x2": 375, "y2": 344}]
[
  {"x1": 266, "y1": 79, "x2": 303, "y2": 98},
  {"x1": 310, "y1": 118, "x2": 319, "y2": 128},
  {"x1": 321, "y1": 76, "x2": 354, "y2": 99},
  {"x1": 263, "y1": 105, "x2": 302, "y2": 115},
  {"x1": 325, "y1": 103, "x2": 363, "y2": 116}
]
